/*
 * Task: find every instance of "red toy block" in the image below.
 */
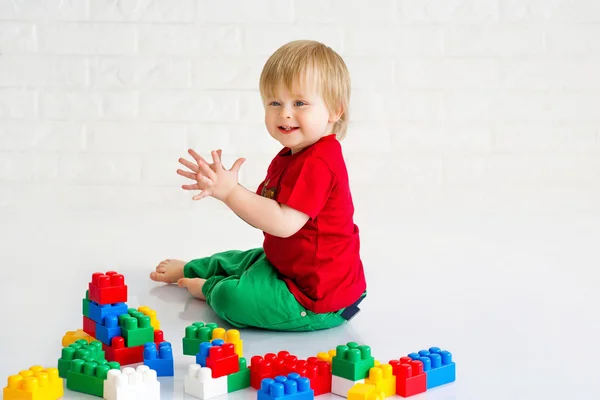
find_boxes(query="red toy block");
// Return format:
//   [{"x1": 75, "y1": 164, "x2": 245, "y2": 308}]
[
  {"x1": 88, "y1": 271, "x2": 127, "y2": 305},
  {"x1": 250, "y1": 354, "x2": 276, "y2": 389},
  {"x1": 83, "y1": 316, "x2": 96, "y2": 337},
  {"x1": 390, "y1": 357, "x2": 427, "y2": 398},
  {"x1": 103, "y1": 336, "x2": 143, "y2": 366},
  {"x1": 154, "y1": 329, "x2": 165, "y2": 344},
  {"x1": 206, "y1": 342, "x2": 239, "y2": 378},
  {"x1": 303, "y1": 357, "x2": 332, "y2": 396}
]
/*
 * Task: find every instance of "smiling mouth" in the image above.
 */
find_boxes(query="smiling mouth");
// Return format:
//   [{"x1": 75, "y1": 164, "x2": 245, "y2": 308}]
[{"x1": 278, "y1": 126, "x2": 299, "y2": 134}]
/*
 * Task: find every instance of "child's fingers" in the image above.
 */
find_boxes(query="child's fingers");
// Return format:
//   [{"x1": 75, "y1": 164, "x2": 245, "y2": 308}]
[
  {"x1": 178, "y1": 157, "x2": 199, "y2": 173},
  {"x1": 192, "y1": 190, "x2": 210, "y2": 201},
  {"x1": 188, "y1": 149, "x2": 210, "y2": 166},
  {"x1": 182, "y1": 183, "x2": 200, "y2": 190},
  {"x1": 198, "y1": 161, "x2": 217, "y2": 181},
  {"x1": 177, "y1": 169, "x2": 197, "y2": 180}
]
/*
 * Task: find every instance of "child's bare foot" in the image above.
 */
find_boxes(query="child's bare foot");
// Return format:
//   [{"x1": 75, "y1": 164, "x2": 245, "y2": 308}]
[
  {"x1": 177, "y1": 278, "x2": 207, "y2": 301},
  {"x1": 150, "y1": 259, "x2": 186, "y2": 284}
]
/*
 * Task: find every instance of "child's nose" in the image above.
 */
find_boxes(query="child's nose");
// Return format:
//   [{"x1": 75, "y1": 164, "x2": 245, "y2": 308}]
[{"x1": 280, "y1": 105, "x2": 293, "y2": 118}]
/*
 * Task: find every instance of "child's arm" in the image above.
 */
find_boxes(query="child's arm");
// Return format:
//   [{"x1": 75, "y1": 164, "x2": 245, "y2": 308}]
[{"x1": 178, "y1": 149, "x2": 309, "y2": 238}]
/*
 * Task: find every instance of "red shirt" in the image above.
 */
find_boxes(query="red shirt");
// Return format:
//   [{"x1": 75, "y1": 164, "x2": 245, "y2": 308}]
[{"x1": 256, "y1": 134, "x2": 366, "y2": 313}]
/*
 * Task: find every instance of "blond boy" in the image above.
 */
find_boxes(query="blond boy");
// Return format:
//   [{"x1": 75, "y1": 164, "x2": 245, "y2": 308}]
[{"x1": 150, "y1": 40, "x2": 366, "y2": 331}]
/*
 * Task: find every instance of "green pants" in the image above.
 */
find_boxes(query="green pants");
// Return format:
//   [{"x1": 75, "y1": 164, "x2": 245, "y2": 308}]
[{"x1": 183, "y1": 247, "x2": 349, "y2": 331}]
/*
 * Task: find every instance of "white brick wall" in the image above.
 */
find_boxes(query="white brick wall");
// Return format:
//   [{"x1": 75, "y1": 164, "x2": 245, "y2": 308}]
[{"x1": 0, "y1": 0, "x2": 599, "y2": 211}]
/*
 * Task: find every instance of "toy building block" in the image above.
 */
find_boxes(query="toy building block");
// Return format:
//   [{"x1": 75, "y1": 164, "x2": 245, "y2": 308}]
[
  {"x1": 88, "y1": 301, "x2": 128, "y2": 326},
  {"x1": 332, "y1": 342, "x2": 375, "y2": 381},
  {"x1": 211, "y1": 327, "x2": 243, "y2": 357},
  {"x1": 331, "y1": 375, "x2": 364, "y2": 398},
  {"x1": 143, "y1": 342, "x2": 174, "y2": 377},
  {"x1": 316, "y1": 349, "x2": 336, "y2": 363},
  {"x1": 184, "y1": 364, "x2": 228, "y2": 400},
  {"x1": 3, "y1": 366, "x2": 63, "y2": 400},
  {"x1": 58, "y1": 340, "x2": 105, "y2": 378},
  {"x1": 183, "y1": 321, "x2": 220, "y2": 356},
  {"x1": 89, "y1": 271, "x2": 128, "y2": 305},
  {"x1": 250, "y1": 354, "x2": 275, "y2": 390},
  {"x1": 347, "y1": 383, "x2": 385, "y2": 400},
  {"x1": 138, "y1": 306, "x2": 160, "y2": 330},
  {"x1": 66, "y1": 358, "x2": 120, "y2": 397},
  {"x1": 96, "y1": 315, "x2": 122, "y2": 346},
  {"x1": 302, "y1": 357, "x2": 332, "y2": 396},
  {"x1": 389, "y1": 358, "x2": 426, "y2": 398},
  {"x1": 200, "y1": 339, "x2": 239, "y2": 378},
  {"x1": 257, "y1": 373, "x2": 314, "y2": 400},
  {"x1": 84, "y1": 315, "x2": 97, "y2": 337},
  {"x1": 83, "y1": 290, "x2": 91, "y2": 318},
  {"x1": 227, "y1": 357, "x2": 251, "y2": 393},
  {"x1": 364, "y1": 364, "x2": 395, "y2": 398},
  {"x1": 103, "y1": 365, "x2": 160, "y2": 400},
  {"x1": 62, "y1": 329, "x2": 95, "y2": 347},
  {"x1": 408, "y1": 347, "x2": 455, "y2": 389},
  {"x1": 103, "y1": 336, "x2": 144, "y2": 366},
  {"x1": 119, "y1": 309, "x2": 153, "y2": 347}
]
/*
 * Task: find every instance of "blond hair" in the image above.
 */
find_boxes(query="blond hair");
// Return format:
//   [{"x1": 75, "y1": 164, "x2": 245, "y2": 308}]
[{"x1": 259, "y1": 40, "x2": 351, "y2": 140}]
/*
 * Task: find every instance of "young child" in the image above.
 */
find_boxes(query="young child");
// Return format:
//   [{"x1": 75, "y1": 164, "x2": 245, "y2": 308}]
[{"x1": 150, "y1": 40, "x2": 367, "y2": 331}]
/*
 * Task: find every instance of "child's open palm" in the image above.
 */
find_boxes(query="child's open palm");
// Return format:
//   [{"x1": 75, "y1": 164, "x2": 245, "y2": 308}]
[{"x1": 177, "y1": 149, "x2": 245, "y2": 202}]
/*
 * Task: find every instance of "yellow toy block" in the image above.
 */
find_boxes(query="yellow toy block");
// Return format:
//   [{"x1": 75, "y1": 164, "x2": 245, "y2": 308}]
[
  {"x1": 62, "y1": 329, "x2": 95, "y2": 347},
  {"x1": 348, "y1": 383, "x2": 385, "y2": 400},
  {"x1": 138, "y1": 306, "x2": 161, "y2": 330},
  {"x1": 364, "y1": 364, "x2": 396, "y2": 398},
  {"x1": 3, "y1": 366, "x2": 63, "y2": 400},
  {"x1": 317, "y1": 349, "x2": 336, "y2": 363},
  {"x1": 211, "y1": 327, "x2": 243, "y2": 357}
]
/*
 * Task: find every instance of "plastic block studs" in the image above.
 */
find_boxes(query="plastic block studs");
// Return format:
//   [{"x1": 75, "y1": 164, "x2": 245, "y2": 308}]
[
  {"x1": 408, "y1": 347, "x2": 455, "y2": 390},
  {"x1": 257, "y1": 373, "x2": 314, "y2": 400},
  {"x1": 227, "y1": 357, "x2": 251, "y2": 393},
  {"x1": 204, "y1": 340, "x2": 239, "y2": 378},
  {"x1": 316, "y1": 349, "x2": 336, "y2": 363},
  {"x1": 66, "y1": 359, "x2": 120, "y2": 397},
  {"x1": 364, "y1": 364, "x2": 396, "y2": 398},
  {"x1": 62, "y1": 329, "x2": 95, "y2": 347},
  {"x1": 332, "y1": 342, "x2": 375, "y2": 381},
  {"x1": 119, "y1": 309, "x2": 153, "y2": 347},
  {"x1": 138, "y1": 306, "x2": 160, "y2": 330},
  {"x1": 103, "y1": 365, "x2": 160, "y2": 400},
  {"x1": 89, "y1": 271, "x2": 128, "y2": 305},
  {"x1": 96, "y1": 315, "x2": 122, "y2": 346},
  {"x1": 183, "y1": 322, "x2": 220, "y2": 356},
  {"x1": 389, "y1": 358, "x2": 426, "y2": 398},
  {"x1": 331, "y1": 375, "x2": 364, "y2": 398},
  {"x1": 58, "y1": 340, "x2": 105, "y2": 378},
  {"x1": 347, "y1": 383, "x2": 386, "y2": 400},
  {"x1": 295, "y1": 357, "x2": 331, "y2": 396},
  {"x1": 184, "y1": 364, "x2": 228, "y2": 400},
  {"x1": 88, "y1": 301, "x2": 128, "y2": 326},
  {"x1": 103, "y1": 337, "x2": 144, "y2": 366},
  {"x1": 250, "y1": 354, "x2": 275, "y2": 390},
  {"x1": 144, "y1": 342, "x2": 174, "y2": 377},
  {"x1": 3, "y1": 366, "x2": 63, "y2": 400},
  {"x1": 211, "y1": 327, "x2": 243, "y2": 357}
]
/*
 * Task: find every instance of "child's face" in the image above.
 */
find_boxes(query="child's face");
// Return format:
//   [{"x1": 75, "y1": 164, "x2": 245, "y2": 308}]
[{"x1": 263, "y1": 78, "x2": 338, "y2": 154}]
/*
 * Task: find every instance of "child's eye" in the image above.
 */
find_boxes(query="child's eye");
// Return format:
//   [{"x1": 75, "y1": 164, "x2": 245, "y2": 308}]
[
  {"x1": 294, "y1": 101, "x2": 306, "y2": 106},
  {"x1": 269, "y1": 101, "x2": 280, "y2": 106}
]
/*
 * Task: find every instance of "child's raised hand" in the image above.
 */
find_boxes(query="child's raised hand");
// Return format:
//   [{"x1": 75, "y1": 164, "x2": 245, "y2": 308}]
[{"x1": 177, "y1": 149, "x2": 245, "y2": 202}]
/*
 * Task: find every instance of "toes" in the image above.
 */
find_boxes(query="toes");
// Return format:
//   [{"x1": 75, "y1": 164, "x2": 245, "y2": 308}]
[
  {"x1": 150, "y1": 272, "x2": 159, "y2": 281},
  {"x1": 156, "y1": 265, "x2": 166, "y2": 273},
  {"x1": 177, "y1": 278, "x2": 188, "y2": 288}
]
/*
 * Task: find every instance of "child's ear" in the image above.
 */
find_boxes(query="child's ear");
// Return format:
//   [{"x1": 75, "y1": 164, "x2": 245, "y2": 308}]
[{"x1": 329, "y1": 105, "x2": 344, "y2": 122}]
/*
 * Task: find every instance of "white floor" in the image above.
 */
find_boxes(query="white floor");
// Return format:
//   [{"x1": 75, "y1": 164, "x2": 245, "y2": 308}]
[{"x1": 1, "y1": 189, "x2": 599, "y2": 400}]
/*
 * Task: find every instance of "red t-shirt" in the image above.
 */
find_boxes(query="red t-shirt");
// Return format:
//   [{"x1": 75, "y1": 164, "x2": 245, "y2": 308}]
[{"x1": 256, "y1": 134, "x2": 366, "y2": 313}]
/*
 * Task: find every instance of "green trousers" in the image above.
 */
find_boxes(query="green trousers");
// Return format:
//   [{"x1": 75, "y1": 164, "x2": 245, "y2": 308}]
[{"x1": 183, "y1": 247, "x2": 349, "y2": 331}]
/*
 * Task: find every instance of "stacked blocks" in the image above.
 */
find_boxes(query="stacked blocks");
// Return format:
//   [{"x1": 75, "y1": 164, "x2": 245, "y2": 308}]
[
  {"x1": 227, "y1": 357, "x2": 251, "y2": 393},
  {"x1": 103, "y1": 365, "x2": 160, "y2": 400},
  {"x1": 144, "y1": 342, "x2": 174, "y2": 377},
  {"x1": 119, "y1": 309, "x2": 153, "y2": 347},
  {"x1": 257, "y1": 373, "x2": 314, "y2": 400},
  {"x1": 204, "y1": 340, "x2": 239, "y2": 378},
  {"x1": 3, "y1": 366, "x2": 63, "y2": 400},
  {"x1": 183, "y1": 321, "x2": 242, "y2": 357},
  {"x1": 58, "y1": 340, "x2": 105, "y2": 378},
  {"x1": 138, "y1": 306, "x2": 161, "y2": 330},
  {"x1": 62, "y1": 329, "x2": 95, "y2": 347},
  {"x1": 389, "y1": 358, "x2": 426, "y2": 398},
  {"x1": 103, "y1": 330, "x2": 164, "y2": 366},
  {"x1": 184, "y1": 364, "x2": 228, "y2": 400},
  {"x1": 363, "y1": 364, "x2": 396, "y2": 398},
  {"x1": 331, "y1": 342, "x2": 374, "y2": 398},
  {"x1": 347, "y1": 383, "x2": 385, "y2": 400},
  {"x1": 407, "y1": 347, "x2": 455, "y2": 390},
  {"x1": 211, "y1": 327, "x2": 243, "y2": 357},
  {"x1": 89, "y1": 271, "x2": 128, "y2": 304},
  {"x1": 66, "y1": 359, "x2": 120, "y2": 397}
]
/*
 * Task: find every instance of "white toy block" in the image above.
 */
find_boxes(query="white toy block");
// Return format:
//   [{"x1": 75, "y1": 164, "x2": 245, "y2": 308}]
[
  {"x1": 184, "y1": 364, "x2": 227, "y2": 400},
  {"x1": 332, "y1": 375, "x2": 364, "y2": 398},
  {"x1": 103, "y1": 365, "x2": 160, "y2": 400}
]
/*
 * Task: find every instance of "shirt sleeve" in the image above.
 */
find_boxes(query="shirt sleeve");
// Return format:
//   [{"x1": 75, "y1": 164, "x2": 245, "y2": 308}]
[{"x1": 276, "y1": 157, "x2": 336, "y2": 219}]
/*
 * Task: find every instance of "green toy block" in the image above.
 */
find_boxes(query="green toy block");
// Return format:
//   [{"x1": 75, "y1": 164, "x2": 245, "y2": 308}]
[
  {"x1": 82, "y1": 290, "x2": 90, "y2": 318},
  {"x1": 58, "y1": 340, "x2": 106, "y2": 378},
  {"x1": 182, "y1": 321, "x2": 219, "y2": 356},
  {"x1": 227, "y1": 357, "x2": 251, "y2": 392},
  {"x1": 119, "y1": 308, "x2": 153, "y2": 347},
  {"x1": 66, "y1": 358, "x2": 120, "y2": 397},
  {"x1": 331, "y1": 342, "x2": 375, "y2": 381}
]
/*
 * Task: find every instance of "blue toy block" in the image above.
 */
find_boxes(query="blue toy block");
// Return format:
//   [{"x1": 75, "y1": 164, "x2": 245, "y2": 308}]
[
  {"x1": 195, "y1": 339, "x2": 224, "y2": 367},
  {"x1": 144, "y1": 342, "x2": 174, "y2": 377},
  {"x1": 95, "y1": 315, "x2": 122, "y2": 345},
  {"x1": 257, "y1": 373, "x2": 314, "y2": 400},
  {"x1": 408, "y1": 347, "x2": 455, "y2": 389},
  {"x1": 88, "y1": 301, "x2": 128, "y2": 325}
]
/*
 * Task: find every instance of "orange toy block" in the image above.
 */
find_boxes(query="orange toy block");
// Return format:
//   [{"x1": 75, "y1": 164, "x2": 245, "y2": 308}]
[
  {"x1": 62, "y1": 329, "x2": 95, "y2": 347},
  {"x1": 348, "y1": 383, "x2": 385, "y2": 400},
  {"x1": 316, "y1": 349, "x2": 336, "y2": 363},
  {"x1": 364, "y1": 364, "x2": 396, "y2": 398},
  {"x1": 138, "y1": 306, "x2": 160, "y2": 330},
  {"x1": 3, "y1": 366, "x2": 63, "y2": 400}
]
